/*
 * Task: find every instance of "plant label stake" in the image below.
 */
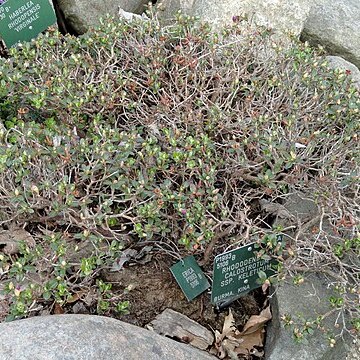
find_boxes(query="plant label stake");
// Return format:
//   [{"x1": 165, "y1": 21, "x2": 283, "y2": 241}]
[
  {"x1": 0, "y1": 0, "x2": 56, "y2": 47},
  {"x1": 211, "y1": 240, "x2": 281, "y2": 306},
  {"x1": 170, "y1": 255, "x2": 210, "y2": 301}
]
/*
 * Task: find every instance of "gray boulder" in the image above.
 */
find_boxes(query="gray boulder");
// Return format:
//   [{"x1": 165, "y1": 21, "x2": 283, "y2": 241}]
[
  {"x1": 157, "y1": 0, "x2": 310, "y2": 37},
  {"x1": 326, "y1": 56, "x2": 360, "y2": 90},
  {"x1": 57, "y1": 0, "x2": 149, "y2": 34},
  {"x1": 266, "y1": 274, "x2": 354, "y2": 360},
  {"x1": 0, "y1": 314, "x2": 216, "y2": 360},
  {"x1": 301, "y1": 0, "x2": 360, "y2": 68}
]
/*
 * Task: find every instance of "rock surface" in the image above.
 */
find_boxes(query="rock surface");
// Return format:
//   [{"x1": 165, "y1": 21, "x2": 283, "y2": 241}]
[
  {"x1": 157, "y1": 0, "x2": 311, "y2": 36},
  {"x1": 326, "y1": 55, "x2": 360, "y2": 90},
  {"x1": 273, "y1": 192, "x2": 338, "y2": 243},
  {"x1": 265, "y1": 274, "x2": 354, "y2": 360},
  {"x1": 0, "y1": 228, "x2": 35, "y2": 255},
  {"x1": 57, "y1": 0, "x2": 149, "y2": 34},
  {"x1": 301, "y1": 0, "x2": 360, "y2": 68},
  {"x1": 346, "y1": 338, "x2": 360, "y2": 360},
  {"x1": 0, "y1": 314, "x2": 216, "y2": 360},
  {"x1": 149, "y1": 309, "x2": 214, "y2": 350}
]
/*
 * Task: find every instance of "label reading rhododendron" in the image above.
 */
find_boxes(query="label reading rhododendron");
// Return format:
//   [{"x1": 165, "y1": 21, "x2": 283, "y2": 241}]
[{"x1": 211, "y1": 241, "x2": 280, "y2": 305}]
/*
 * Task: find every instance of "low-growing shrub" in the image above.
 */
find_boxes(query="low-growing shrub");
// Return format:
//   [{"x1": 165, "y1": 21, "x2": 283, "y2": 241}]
[{"x1": 0, "y1": 13, "x2": 358, "y2": 333}]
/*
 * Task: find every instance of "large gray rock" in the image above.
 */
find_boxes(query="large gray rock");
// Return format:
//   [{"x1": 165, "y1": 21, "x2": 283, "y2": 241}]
[
  {"x1": 57, "y1": 0, "x2": 149, "y2": 34},
  {"x1": 157, "y1": 0, "x2": 310, "y2": 37},
  {"x1": 0, "y1": 314, "x2": 216, "y2": 360},
  {"x1": 301, "y1": 0, "x2": 360, "y2": 68},
  {"x1": 346, "y1": 338, "x2": 360, "y2": 360},
  {"x1": 326, "y1": 56, "x2": 360, "y2": 90},
  {"x1": 272, "y1": 192, "x2": 339, "y2": 244},
  {"x1": 265, "y1": 274, "x2": 354, "y2": 360}
]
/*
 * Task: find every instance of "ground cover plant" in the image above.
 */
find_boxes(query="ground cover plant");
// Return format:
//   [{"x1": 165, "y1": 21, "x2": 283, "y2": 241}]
[{"x1": 0, "y1": 12, "x2": 359, "y2": 348}]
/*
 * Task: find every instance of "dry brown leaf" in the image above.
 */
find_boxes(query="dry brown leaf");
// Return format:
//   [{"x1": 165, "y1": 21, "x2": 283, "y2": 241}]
[
  {"x1": 214, "y1": 329, "x2": 223, "y2": 343},
  {"x1": 213, "y1": 329, "x2": 228, "y2": 359},
  {"x1": 54, "y1": 303, "x2": 64, "y2": 315},
  {"x1": 67, "y1": 289, "x2": 88, "y2": 304},
  {"x1": 209, "y1": 346, "x2": 219, "y2": 356},
  {"x1": 216, "y1": 344, "x2": 227, "y2": 359},
  {"x1": 212, "y1": 309, "x2": 237, "y2": 357},
  {"x1": 222, "y1": 337, "x2": 240, "y2": 355},
  {"x1": 233, "y1": 329, "x2": 264, "y2": 355},
  {"x1": 232, "y1": 305, "x2": 272, "y2": 355},
  {"x1": 241, "y1": 305, "x2": 272, "y2": 335},
  {"x1": 251, "y1": 348, "x2": 265, "y2": 357},
  {"x1": 213, "y1": 306, "x2": 272, "y2": 358},
  {"x1": 261, "y1": 281, "x2": 270, "y2": 294},
  {"x1": 222, "y1": 309, "x2": 236, "y2": 337}
]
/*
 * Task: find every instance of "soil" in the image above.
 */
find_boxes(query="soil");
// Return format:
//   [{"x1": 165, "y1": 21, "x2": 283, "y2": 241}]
[
  {"x1": 91, "y1": 250, "x2": 268, "y2": 360},
  {"x1": 101, "y1": 253, "x2": 262, "y2": 330},
  {"x1": 1, "y1": 232, "x2": 270, "y2": 360}
]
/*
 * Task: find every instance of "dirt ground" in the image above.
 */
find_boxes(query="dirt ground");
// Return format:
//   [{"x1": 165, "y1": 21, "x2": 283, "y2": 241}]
[
  {"x1": 0, "y1": 240, "x2": 269, "y2": 360},
  {"x1": 100, "y1": 252, "x2": 267, "y2": 357}
]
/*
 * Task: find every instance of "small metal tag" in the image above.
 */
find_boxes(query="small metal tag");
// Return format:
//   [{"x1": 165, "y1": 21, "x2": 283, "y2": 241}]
[
  {"x1": 211, "y1": 241, "x2": 280, "y2": 305},
  {"x1": 170, "y1": 256, "x2": 210, "y2": 301}
]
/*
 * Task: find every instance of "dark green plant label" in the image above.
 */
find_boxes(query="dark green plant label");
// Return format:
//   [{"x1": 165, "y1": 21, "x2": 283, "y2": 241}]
[
  {"x1": 170, "y1": 256, "x2": 210, "y2": 301},
  {"x1": 211, "y1": 242, "x2": 278, "y2": 305},
  {"x1": 0, "y1": 0, "x2": 56, "y2": 47}
]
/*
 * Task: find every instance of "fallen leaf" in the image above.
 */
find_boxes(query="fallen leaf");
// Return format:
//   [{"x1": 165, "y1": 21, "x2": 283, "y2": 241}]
[
  {"x1": 233, "y1": 306, "x2": 272, "y2": 355},
  {"x1": 217, "y1": 344, "x2": 227, "y2": 359},
  {"x1": 67, "y1": 289, "x2": 88, "y2": 304},
  {"x1": 222, "y1": 309, "x2": 236, "y2": 337},
  {"x1": 111, "y1": 248, "x2": 138, "y2": 271},
  {"x1": 212, "y1": 330, "x2": 226, "y2": 358},
  {"x1": 261, "y1": 281, "x2": 270, "y2": 294},
  {"x1": 222, "y1": 337, "x2": 241, "y2": 356},
  {"x1": 212, "y1": 306, "x2": 272, "y2": 358},
  {"x1": 214, "y1": 329, "x2": 223, "y2": 344},
  {"x1": 54, "y1": 303, "x2": 64, "y2": 315},
  {"x1": 241, "y1": 305, "x2": 272, "y2": 335},
  {"x1": 212, "y1": 310, "x2": 238, "y2": 358},
  {"x1": 251, "y1": 348, "x2": 264, "y2": 357},
  {"x1": 233, "y1": 330, "x2": 264, "y2": 355}
]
